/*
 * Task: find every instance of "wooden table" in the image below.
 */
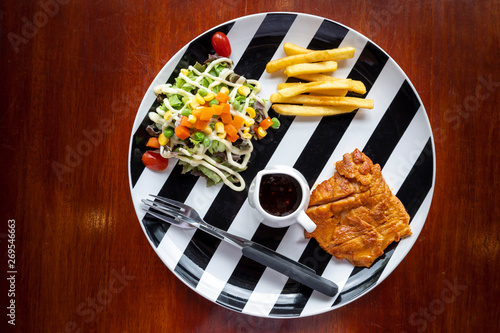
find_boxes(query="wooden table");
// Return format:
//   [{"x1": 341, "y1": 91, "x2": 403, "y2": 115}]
[{"x1": 1, "y1": 1, "x2": 498, "y2": 332}]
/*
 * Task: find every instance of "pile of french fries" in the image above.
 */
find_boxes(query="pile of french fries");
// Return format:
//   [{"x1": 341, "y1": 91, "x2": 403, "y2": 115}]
[{"x1": 266, "y1": 43, "x2": 374, "y2": 116}]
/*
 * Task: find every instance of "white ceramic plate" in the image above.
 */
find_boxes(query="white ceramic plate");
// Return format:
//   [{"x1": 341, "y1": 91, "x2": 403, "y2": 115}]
[{"x1": 128, "y1": 12, "x2": 435, "y2": 318}]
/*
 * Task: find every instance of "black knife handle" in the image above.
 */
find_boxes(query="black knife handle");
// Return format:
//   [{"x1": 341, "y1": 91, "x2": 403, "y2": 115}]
[{"x1": 241, "y1": 242, "x2": 338, "y2": 297}]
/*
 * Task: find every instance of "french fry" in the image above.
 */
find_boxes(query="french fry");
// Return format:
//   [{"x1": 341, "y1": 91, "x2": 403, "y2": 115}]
[
  {"x1": 292, "y1": 73, "x2": 367, "y2": 95},
  {"x1": 277, "y1": 82, "x2": 350, "y2": 96},
  {"x1": 277, "y1": 82, "x2": 298, "y2": 90},
  {"x1": 270, "y1": 94, "x2": 374, "y2": 109},
  {"x1": 267, "y1": 43, "x2": 372, "y2": 117},
  {"x1": 293, "y1": 73, "x2": 340, "y2": 81},
  {"x1": 272, "y1": 104, "x2": 358, "y2": 116},
  {"x1": 277, "y1": 81, "x2": 349, "y2": 89},
  {"x1": 284, "y1": 61, "x2": 337, "y2": 76},
  {"x1": 278, "y1": 80, "x2": 350, "y2": 97},
  {"x1": 266, "y1": 47, "x2": 355, "y2": 73},
  {"x1": 283, "y1": 42, "x2": 312, "y2": 56},
  {"x1": 277, "y1": 83, "x2": 348, "y2": 97},
  {"x1": 311, "y1": 89, "x2": 348, "y2": 97}
]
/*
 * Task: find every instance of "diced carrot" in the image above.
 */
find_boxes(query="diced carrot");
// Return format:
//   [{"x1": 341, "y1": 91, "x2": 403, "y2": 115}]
[
  {"x1": 224, "y1": 124, "x2": 238, "y2": 137},
  {"x1": 175, "y1": 125, "x2": 191, "y2": 140},
  {"x1": 194, "y1": 119, "x2": 209, "y2": 130},
  {"x1": 220, "y1": 112, "x2": 232, "y2": 124},
  {"x1": 215, "y1": 92, "x2": 230, "y2": 103},
  {"x1": 259, "y1": 117, "x2": 273, "y2": 130},
  {"x1": 192, "y1": 108, "x2": 202, "y2": 118},
  {"x1": 225, "y1": 124, "x2": 239, "y2": 142},
  {"x1": 199, "y1": 107, "x2": 213, "y2": 121},
  {"x1": 180, "y1": 116, "x2": 192, "y2": 128},
  {"x1": 254, "y1": 126, "x2": 263, "y2": 139},
  {"x1": 231, "y1": 115, "x2": 245, "y2": 129},
  {"x1": 220, "y1": 103, "x2": 230, "y2": 114},
  {"x1": 211, "y1": 104, "x2": 224, "y2": 115},
  {"x1": 146, "y1": 137, "x2": 160, "y2": 148},
  {"x1": 226, "y1": 132, "x2": 239, "y2": 142}
]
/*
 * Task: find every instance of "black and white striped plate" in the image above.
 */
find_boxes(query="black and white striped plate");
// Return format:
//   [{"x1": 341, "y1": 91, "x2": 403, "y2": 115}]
[{"x1": 128, "y1": 12, "x2": 435, "y2": 318}]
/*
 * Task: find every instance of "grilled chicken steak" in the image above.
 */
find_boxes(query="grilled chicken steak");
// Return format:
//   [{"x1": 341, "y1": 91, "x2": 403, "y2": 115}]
[{"x1": 305, "y1": 149, "x2": 412, "y2": 267}]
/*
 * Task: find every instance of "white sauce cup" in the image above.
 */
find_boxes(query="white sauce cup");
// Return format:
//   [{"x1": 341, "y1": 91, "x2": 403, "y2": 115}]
[{"x1": 248, "y1": 165, "x2": 317, "y2": 232}]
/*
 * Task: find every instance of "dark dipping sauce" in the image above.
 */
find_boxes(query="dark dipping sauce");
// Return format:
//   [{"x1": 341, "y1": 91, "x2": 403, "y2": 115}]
[{"x1": 259, "y1": 174, "x2": 302, "y2": 217}]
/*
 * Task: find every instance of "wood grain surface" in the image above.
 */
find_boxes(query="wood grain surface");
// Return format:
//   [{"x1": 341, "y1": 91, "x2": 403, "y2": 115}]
[{"x1": 1, "y1": 1, "x2": 499, "y2": 332}]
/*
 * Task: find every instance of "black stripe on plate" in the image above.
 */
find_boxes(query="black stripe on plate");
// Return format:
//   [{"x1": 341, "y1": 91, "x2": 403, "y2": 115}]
[
  {"x1": 332, "y1": 137, "x2": 433, "y2": 307},
  {"x1": 130, "y1": 22, "x2": 234, "y2": 188},
  {"x1": 295, "y1": 112, "x2": 358, "y2": 188},
  {"x1": 393, "y1": 137, "x2": 434, "y2": 218},
  {"x1": 213, "y1": 19, "x2": 350, "y2": 312},
  {"x1": 216, "y1": 224, "x2": 289, "y2": 312},
  {"x1": 269, "y1": 238, "x2": 332, "y2": 317},
  {"x1": 141, "y1": 161, "x2": 200, "y2": 247},
  {"x1": 233, "y1": 13, "x2": 297, "y2": 79},
  {"x1": 307, "y1": 19, "x2": 350, "y2": 51},
  {"x1": 362, "y1": 80, "x2": 421, "y2": 168},
  {"x1": 347, "y1": 41, "x2": 389, "y2": 96},
  {"x1": 173, "y1": 14, "x2": 297, "y2": 289}
]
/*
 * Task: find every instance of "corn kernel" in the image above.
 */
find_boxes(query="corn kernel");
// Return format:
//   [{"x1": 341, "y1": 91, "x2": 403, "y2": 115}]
[
  {"x1": 188, "y1": 114, "x2": 197, "y2": 124},
  {"x1": 204, "y1": 93, "x2": 215, "y2": 101},
  {"x1": 203, "y1": 127, "x2": 213, "y2": 135},
  {"x1": 257, "y1": 126, "x2": 267, "y2": 138},
  {"x1": 238, "y1": 85, "x2": 250, "y2": 96},
  {"x1": 189, "y1": 99, "x2": 200, "y2": 109},
  {"x1": 215, "y1": 122, "x2": 224, "y2": 133},
  {"x1": 164, "y1": 110, "x2": 173, "y2": 120},
  {"x1": 217, "y1": 132, "x2": 227, "y2": 139},
  {"x1": 244, "y1": 118, "x2": 255, "y2": 127},
  {"x1": 158, "y1": 133, "x2": 169, "y2": 146},
  {"x1": 245, "y1": 107, "x2": 256, "y2": 118},
  {"x1": 220, "y1": 86, "x2": 229, "y2": 94},
  {"x1": 241, "y1": 133, "x2": 252, "y2": 140},
  {"x1": 243, "y1": 127, "x2": 250, "y2": 134},
  {"x1": 180, "y1": 69, "x2": 189, "y2": 76},
  {"x1": 195, "y1": 93, "x2": 205, "y2": 105}
]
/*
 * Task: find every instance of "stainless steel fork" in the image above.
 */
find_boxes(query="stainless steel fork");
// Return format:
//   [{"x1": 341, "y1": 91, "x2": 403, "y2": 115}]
[{"x1": 142, "y1": 195, "x2": 338, "y2": 297}]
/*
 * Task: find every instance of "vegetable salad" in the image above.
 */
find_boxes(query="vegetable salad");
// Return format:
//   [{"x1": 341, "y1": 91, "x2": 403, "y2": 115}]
[{"x1": 146, "y1": 56, "x2": 279, "y2": 191}]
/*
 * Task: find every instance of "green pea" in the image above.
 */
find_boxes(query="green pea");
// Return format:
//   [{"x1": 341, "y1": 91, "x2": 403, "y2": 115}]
[
  {"x1": 208, "y1": 99, "x2": 219, "y2": 106},
  {"x1": 163, "y1": 127, "x2": 174, "y2": 138},
  {"x1": 198, "y1": 89, "x2": 208, "y2": 97},
  {"x1": 202, "y1": 137, "x2": 211, "y2": 147},
  {"x1": 181, "y1": 109, "x2": 192, "y2": 116},
  {"x1": 232, "y1": 100, "x2": 240, "y2": 111},
  {"x1": 194, "y1": 132, "x2": 205, "y2": 142},
  {"x1": 271, "y1": 117, "x2": 281, "y2": 129}
]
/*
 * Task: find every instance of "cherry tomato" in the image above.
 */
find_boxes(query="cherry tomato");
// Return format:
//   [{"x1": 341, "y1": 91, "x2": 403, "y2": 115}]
[
  {"x1": 211, "y1": 32, "x2": 231, "y2": 57},
  {"x1": 142, "y1": 151, "x2": 169, "y2": 171}
]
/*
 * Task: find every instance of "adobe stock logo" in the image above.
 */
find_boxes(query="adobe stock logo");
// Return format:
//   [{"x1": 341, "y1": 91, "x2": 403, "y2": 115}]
[
  {"x1": 434, "y1": 74, "x2": 499, "y2": 144},
  {"x1": 50, "y1": 67, "x2": 160, "y2": 182},
  {"x1": 8, "y1": 0, "x2": 71, "y2": 54},
  {"x1": 61, "y1": 267, "x2": 135, "y2": 333},
  {"x1": 403, "y1": 277, "x2": 467, "y2": 332}
]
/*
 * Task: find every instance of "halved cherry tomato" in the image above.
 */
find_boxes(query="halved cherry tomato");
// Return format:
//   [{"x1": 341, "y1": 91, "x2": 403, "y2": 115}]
[
  {"x1": 211, "y1": 32, "x2": 231, "y2": 57},
  {"x1": 142, "y1": 151, "x2": 169, "y2": 171}
]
